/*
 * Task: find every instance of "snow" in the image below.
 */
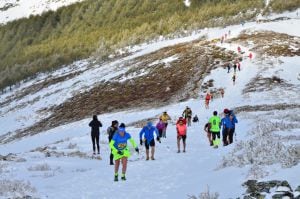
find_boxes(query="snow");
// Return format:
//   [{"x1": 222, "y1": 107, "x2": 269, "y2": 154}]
[
  {"x1": 0, "y1": 0, "x2": 84, "y2": 24},
  {"x1": 149, "y1": 55, "x2": 179, "y2": 67},
  {"x1": 183, "y1": 0, "x2": 191, "y2": 7},
  {"x1": 0, "y1": 10, "x2": 300, "y2": 199}
]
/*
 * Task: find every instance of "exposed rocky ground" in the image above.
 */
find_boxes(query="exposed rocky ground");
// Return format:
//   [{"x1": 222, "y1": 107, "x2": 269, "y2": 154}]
[{"x1": 242, "y1": 180, "x2": 300, "y2": 199}]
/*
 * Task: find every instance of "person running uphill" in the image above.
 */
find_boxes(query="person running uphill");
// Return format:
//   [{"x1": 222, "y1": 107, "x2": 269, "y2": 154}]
[
  {"x1": 209, "y1": 111, "x2": 221, "y2": 148},
  {"x1": 176, "y1": 118, "x2": 187, "y2": 153},
  {"x1": 182, "y1": 106, "x2": 192, "y2": 126},
  {"x1": 109, "y1": 123, "x2": 139, "y2": 181},
  {"x1": 204, "y1": 122, "x2": 213, "y2": 146},
  {"x1": 107, "y1": 120, "x2": 119, "y2": 165},
  {"x1": 205, "y1": 92, "x2": 211, "y2": 109},
  {"x1": 220, "y1": 88, "x2": 225, "y2": 98},
  {"x1": 156, "y1": 119, "x2": 165, "y2": 138},
  {"x1": 232, "y1": 74, "x2": 236, "y2": 85},
  {"x1": 222, "y1": 110, "x2": 238, "y2": 145},
  {"x1": 140, "y1": 122, "x2": 160, "y2": 160},
  {"x1": 159, "y1": 111, "x2": 171, "y2": 138},
  {"x1": 89, "y1": 115, "x2": 102, "y2": 155}
]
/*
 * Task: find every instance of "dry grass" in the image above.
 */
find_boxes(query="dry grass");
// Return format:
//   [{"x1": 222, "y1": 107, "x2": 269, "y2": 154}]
[
  {"x1": 242, "y1": 75, "x2": 294, "y2": 94},
  {"x1": 230, "y1": 30, "x2": 300, "y2": 57},
  {"x1": 1, "y1": 39, "x2": 236, "y2": 143}
]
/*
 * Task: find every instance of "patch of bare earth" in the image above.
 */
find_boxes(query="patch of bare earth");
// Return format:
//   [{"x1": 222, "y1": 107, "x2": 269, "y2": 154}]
[
  {"x1": 1, "y1": 39, "x2": 237, "y2": 144},
  {"x1": 234, "y1": 103, "x2": 300, "y2": 114},
  {"x1": 230, "y1": 30, "x2": 300, "y2": 57},
  {"x1": 243, "y1": 75, "x2": 295, "y2": 93}
]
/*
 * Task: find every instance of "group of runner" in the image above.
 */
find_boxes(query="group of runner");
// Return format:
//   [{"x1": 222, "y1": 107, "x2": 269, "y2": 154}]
[
  {"x1": 204, "y1": 109, "x2": 238, "y2": 148},
  {"x1": 89, "y1": 108, "x2": 238, "y2": 181}
]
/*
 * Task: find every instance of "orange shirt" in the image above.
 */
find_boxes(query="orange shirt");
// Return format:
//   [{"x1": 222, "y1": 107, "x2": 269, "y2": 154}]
[{"x1": 176, "y1": 124, "x2": 187, "y2": 136}]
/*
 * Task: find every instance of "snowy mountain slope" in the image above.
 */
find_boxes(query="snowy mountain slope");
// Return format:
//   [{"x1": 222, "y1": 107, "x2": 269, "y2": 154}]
[
  {"x1": 0, "y1": 0, "x2": 84, "y2": 24},
  {"x1": 0, "y1": 11, "x2": 300, "y2": 199}
]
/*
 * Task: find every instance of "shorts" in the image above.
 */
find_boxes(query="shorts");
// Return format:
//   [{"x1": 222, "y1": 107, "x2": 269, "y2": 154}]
[
  {"x1": 112, "y1": 148, "x2": 130, "y2": 160},
  {"x1": 145, "y1": 139, "x2": 155, "y2": 150},
  {"x1": 177, "y1": 135, "x2": 186, "y2": 142}
]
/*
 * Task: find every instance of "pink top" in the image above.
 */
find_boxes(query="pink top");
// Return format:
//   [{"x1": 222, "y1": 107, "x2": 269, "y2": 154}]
[{"x1": 176, "y1": 124, "x2": 187, "y2": 136}]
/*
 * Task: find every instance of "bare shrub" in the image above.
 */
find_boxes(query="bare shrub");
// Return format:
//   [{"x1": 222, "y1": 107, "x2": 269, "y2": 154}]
[
  {"x1": 28, "y1": 163, "x2": 51, "y2": 171},
  {"x1": 0, "y1": 179, "x2": 36, "y2": 198},
  {"x1": 67, "y1": 142, "x2": 77, "y2": 149},
  {"x1": 247, "y1": 164, "x2": 269, "y2": 179},
  {"x1": 188, "y1": 186, "x2": 219, "y2": 199},
  {"x1": 0, "y1": 162, "x2": 7, "y2": 174},
  {"x1": 218, "y1": 121, "x2": 299, "y2": 172}
]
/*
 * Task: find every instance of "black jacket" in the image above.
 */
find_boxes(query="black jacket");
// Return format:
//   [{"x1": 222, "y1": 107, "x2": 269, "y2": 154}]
[
  {"x1": 107, "y1": 126, "x2": 118, "y2": 141},
  {"x1": 89, "y1": 120, "x2": 102, "y2": 135}
]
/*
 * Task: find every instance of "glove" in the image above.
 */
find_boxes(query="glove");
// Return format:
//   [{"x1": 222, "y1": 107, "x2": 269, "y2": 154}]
[
  {"x1": 135, "y1": 148, "x2": 139, "y2": 153},
  {"x1": 117, "y1": 150, "x2": 123, "y2": 155},
  {"x1": 156, "y1": 137, "x2": 161, "y2": 143},
  {"x1": 140, "y1": 139, "x2": 143, "y2": 145}
]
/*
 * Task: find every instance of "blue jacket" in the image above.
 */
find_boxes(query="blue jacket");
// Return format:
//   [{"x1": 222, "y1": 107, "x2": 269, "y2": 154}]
[
  {"x1": 222, "y1": 115, "x2": 238, "y2": 129},
  {"x1": 139, "y1": 125, "x2": 159, "y2": 142}
]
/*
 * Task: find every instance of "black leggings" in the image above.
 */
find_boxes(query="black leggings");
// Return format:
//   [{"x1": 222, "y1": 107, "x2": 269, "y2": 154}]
[
  {"x1": 158, "y1": 129, "x2": 163, "y2": 138},
  {"x1": 223, "y1": 128, "x2": 234, "y2": 145},
  {"x1": 212, "y1": 132, "x2": 220, "y2": 141},
  {"x1": 228, "y1": 128, "x2": 234, "y2": 144},
  {"x1": 91, "y1": 133, "x2": 100, "y2": 153}
]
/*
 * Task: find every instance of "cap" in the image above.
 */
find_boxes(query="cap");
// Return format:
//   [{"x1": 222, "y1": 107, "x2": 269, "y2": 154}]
[
  {"x1": 119, "y1": 127, "x2": 125, "y2": 132},
  {"x1": 223, "y1": 108, "x2": 229, "y2": 114}
]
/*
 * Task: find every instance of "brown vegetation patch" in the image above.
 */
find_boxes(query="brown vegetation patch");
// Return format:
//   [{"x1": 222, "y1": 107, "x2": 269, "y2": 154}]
[
  {"x1": 243, "y1": 75, "x2": 294, "y2": 93},
  {"x1": 1, "y1": 39, "x2": 237, "y2": 144},
  {"x1": 230, "y1": 31, "x2": 300, "y2": 57},
  {"x1": 234, "y1": 103, "x2": 300, "y2": 114}
]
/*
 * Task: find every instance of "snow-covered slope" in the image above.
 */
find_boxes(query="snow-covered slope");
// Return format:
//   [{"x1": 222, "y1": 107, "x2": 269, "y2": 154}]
[
  {"x1": 0, "y1": 11, "x2": 300, "y2": 199},
  {"x1": 0, "y1": 0, "x2": 84, "y2": 24}
]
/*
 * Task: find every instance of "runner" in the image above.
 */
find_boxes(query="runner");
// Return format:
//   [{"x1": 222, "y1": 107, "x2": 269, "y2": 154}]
[
  {"x1": 109, "y1": 123, "x2": 139, "y2": 181},
  {"x1": 159, "y1": 111, "x2": 171, "y2": 138},
  {"x1": 182, "y1": 106, "x2": 192, "y2": 126},
  {"x1": 88, "y1": 115, "x2": 102, "y2": 155},
  {"x1": 204, "y1": 122, "x2": 213, "y2": 146},
  {"x1": 139, "y1": 122, "x2": 160, "y2": 160},
  {"x1": 209, "y1": 111, "x2": 221, "y2": 148},
  {"x1": 176, "y1": 118, "x2": 187, "y2": 153},
  {"x1": 205, "y1": 92, "x2": 211, "y2": 109},
  {"x1": 107, "y1": 120, "x2": 119, "y2": 165}
]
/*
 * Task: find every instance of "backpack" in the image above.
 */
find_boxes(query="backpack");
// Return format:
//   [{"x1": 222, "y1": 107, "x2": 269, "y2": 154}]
[
  {"x1": 107, "y1": 126, "x2": 116, "y2": 140},
  {"x1": 193, "y1": 116, "x2": 199, "y2": 122}
]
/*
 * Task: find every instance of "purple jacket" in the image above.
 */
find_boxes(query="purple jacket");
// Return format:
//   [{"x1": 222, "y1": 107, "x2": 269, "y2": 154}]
[{"x1": 156, "y1": 121, "x2": 165, "y2": 130}]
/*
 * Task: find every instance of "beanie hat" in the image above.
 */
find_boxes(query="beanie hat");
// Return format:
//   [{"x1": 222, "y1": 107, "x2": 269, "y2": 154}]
[{"x1": 223, "y1": 108, "x2": 229, "y2": 114}]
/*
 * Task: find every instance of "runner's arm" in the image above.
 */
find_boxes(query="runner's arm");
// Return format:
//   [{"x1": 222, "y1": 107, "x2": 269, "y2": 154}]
[
  {"x1": 139, "y1": 128, "x2": 144, "y2": 140},
  {"x1": 129, "y1": 138, "x2": 137, "y2": 148},
  {"x1": 109, "y1": 140, "x2": 118, "y2": 153}
]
